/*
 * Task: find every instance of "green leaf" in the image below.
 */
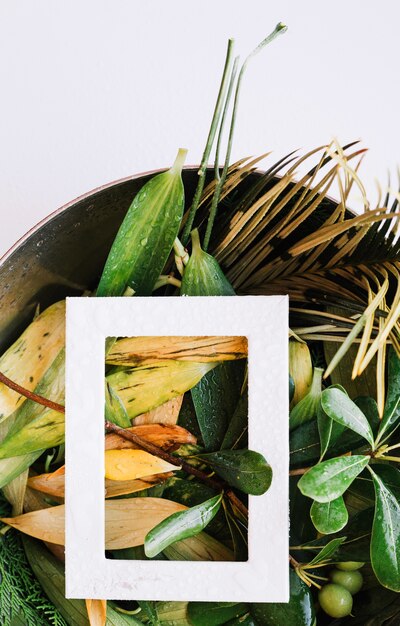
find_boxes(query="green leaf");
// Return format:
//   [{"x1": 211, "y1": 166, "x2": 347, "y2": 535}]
[
  {"x1": 154, "y1": 601, "x2": 191, "y2": 626},
  {"x1": 289, "y1": 367, "x2": 323, "y2": 431},
  {"x1": 221, "y1": 390, "x2": 248, "y2": 450},
  {"x1": 250, "y1": 568, "x2": 316, "y2": 626},
  {"x1": 191, "y1": 361, "x2": 245, "y2": 451},
  {"x1": 298, "y1": 455, "x2": 370, "y2": 503},
  {"x1": 377, "y1": 347, "x2": 400, "y2": 444},
  {"x1": 97, "y1": 148, "x2": 186, "y2": 297},
  {"x1": 188, "y1": 602, "x2": 248, "y2": 626},
  {"x1": 199, "y1": 449, "x2": 272, "y2": 495},
  {"x1": 105, "y1": 380, "x2": 131, "y2": 428},
  {"x1": 308, "y1": 537, "x2": 347, "y2": 566},
  {"x1": 310, "y1": 496, "x2": 348, "y2": 534},
  {"x1": 321, "y1": 387, "x2": 374, "y2": 448},
  {"x1": 23, "y1": 536, "x2": 137, "y2": 626},
  {"x1": 180, "y1": 229, "x2": 235, "y2": 297},
  {"x1": 317, "y1": 400, "x2": 344, "y2": 461},
  {"x1": 137, "y1": 601, "x2": 160, "y2": 625},
  {"x1": 144, "y1": 494, "x2": 222, "y2": 558},
  {"x1": 163, "y1": 479, "x2": 229, "y2": 540},
  {"x1": 369, "y1": 466, "x2": 400, "y2": 591}
]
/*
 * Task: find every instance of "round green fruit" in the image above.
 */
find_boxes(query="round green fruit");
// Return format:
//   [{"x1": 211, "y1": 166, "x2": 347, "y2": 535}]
[
  {"x1": 330, "y1": 569, "x2": 363, "y2": 594},
  {"x1": 336, "y1": 561, "x2": 365, "y2": 571},
  {"x1": 318, "y1": 583, "x2": 353, "y2": 618}
]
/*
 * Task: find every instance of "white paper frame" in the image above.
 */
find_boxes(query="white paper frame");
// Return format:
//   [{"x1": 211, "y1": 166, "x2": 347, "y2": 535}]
[{"x1": 66, "y1": 296, "x2": 289, "y2": 602}]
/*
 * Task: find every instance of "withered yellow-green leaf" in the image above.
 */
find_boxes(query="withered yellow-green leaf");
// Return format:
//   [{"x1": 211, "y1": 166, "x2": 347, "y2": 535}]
[{"x1": 106, "y1": 360, "x2": 219, "y2": 418}]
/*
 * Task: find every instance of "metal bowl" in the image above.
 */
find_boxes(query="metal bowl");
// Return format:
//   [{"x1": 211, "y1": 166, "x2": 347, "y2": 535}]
[{"x1": 0, "y1": 167, "x2": 213, "y2": 352}]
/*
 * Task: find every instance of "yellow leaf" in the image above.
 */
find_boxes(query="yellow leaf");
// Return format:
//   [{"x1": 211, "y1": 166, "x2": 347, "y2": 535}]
[
  {"x1": 105, "y1": 449, "x2": 179, "y2": 481},
  {"x1": 85, "y1": 599, "x2": 107, "y2": 626},
  {"x1": 106, "y1": 335, "x2": 248, "y2": 365}
]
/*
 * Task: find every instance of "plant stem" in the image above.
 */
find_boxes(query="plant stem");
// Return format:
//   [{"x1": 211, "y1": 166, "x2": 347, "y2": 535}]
[
  {"x1": 0, "y1": 371, "x2": 65, "y2": 414},
  {"x1": 203, "y1": 22, "x2": 288, "y2": 250},
  {"x1": 104, "y1": 420, "x2": 248, "y2": 519},
  {"x1": 182, "y1": 38, "x2": 235, "y2": 245}
]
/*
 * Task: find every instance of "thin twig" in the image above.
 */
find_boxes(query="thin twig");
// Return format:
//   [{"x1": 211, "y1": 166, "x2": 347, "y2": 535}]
[
  {"x1": 0, "y1": 371, "x2": 65, "y2": 413},
  {"x1": 104, "y1": 420, "x2": 248, "y2": 519}
]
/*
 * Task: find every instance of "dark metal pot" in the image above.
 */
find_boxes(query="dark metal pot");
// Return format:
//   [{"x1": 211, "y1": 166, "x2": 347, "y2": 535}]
[{"x1": 0, "y1": 167, "x2": 213, "y2": 352}]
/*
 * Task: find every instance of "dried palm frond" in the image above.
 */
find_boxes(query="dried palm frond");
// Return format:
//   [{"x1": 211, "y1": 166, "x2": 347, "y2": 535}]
[{"x1": 190, "y1": 141, "x2": 400, "y2": 382}]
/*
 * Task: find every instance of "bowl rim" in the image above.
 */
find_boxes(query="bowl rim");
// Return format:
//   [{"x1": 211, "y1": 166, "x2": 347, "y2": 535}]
[{"x1": 0, "y1": 165, "x2": 202, "y2": 267}]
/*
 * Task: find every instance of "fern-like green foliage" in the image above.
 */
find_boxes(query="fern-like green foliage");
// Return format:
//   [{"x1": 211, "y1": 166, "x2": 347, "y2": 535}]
[{"x1": 0, "y1": 492, "x2": 67, "y2": 626}]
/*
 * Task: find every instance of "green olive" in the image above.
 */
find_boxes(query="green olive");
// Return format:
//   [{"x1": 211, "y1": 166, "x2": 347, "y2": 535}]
[
  {"x1": 318, "y1": 583, "x2": 353, "y2": 618},
  {"x1": 336, "y1": 561, "x2": 365, "y2": 571},
  {"x1": 330, "y1": 568, "x2": 363, "y2": 594}
]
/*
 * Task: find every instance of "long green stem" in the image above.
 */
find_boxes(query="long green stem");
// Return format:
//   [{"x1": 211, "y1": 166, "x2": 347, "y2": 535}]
[
  {"x1": 214, "y1": 56, "x2": 240, "y2": 181},
  {"x1": 182, "y1": 39, "x2": 235, "y2": 244},
  {"x1": 203, "y1": 22, "x2": 288, "y2": 250}
]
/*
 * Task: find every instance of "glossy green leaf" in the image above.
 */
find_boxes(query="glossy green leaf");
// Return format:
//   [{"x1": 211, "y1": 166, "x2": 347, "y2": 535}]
[
  {"x1": 163, "y1": 479, "x2": 228, "y2": 540},
  {"x1": 105, "y1": 380, "x2": 131, "y2": 428},
  {"x1": 191, "y1": 361, "x2": 245, "y2": 451},
  {"x1": 180, "y1": 229, "x2": 235, "y2": 296},
  {"x1": 298, "y1": 455, "x2": 370, "y2": 503},
  {"x1": 310, "y1": 496, "x2": 348, "y2": 534},
  {"x1": 221, "y1": 389, "x2": 248, "y2": 450},
  {"x1": 308, "y1": 537, "x2": 347, "y2": 567},
  {"x1": 188, "y1": 602, "x2": 248, "y2": 626},
  {"x1": 369, "y1": 466, "x2": 400, "y2": 591},
  {"x1": 144, "y1": 494, "x2": 222, "y2": 558},
  {"x1": 377, "y1": 347, "x2": 400, "y2": 445},
  {"x1": 321, "y1": 387, "x2": 374, "y2": 448},
  {"x1": 250, "y1": 568, "x2": 316, "y2": 626},
  {"x1": 97, "y1": 149, "x2": 186, "y2": 297},
  {"x1": 199, "y1": 449, "x2": 272, "y2": 495},
  {"x1": 317, "y1": 400, "x2": 344, "y2": 461}
]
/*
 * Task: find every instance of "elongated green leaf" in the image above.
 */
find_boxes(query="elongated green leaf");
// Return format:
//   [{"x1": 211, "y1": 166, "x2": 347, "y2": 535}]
[
  {"x1": 298, "y1": 455, "x2": 370, "y2": 503},
  {"x1": 377, "y1": 348, "x2": 400, "y2": 444},
  {"x1": 155, "y1": 601, "x2": 190, "y2": 626},
  {"x1": 107, "y1": 360, "x2": 218, "y2": 419},
  {"x1": 97, "y1": 148, "x2": 187, "y2": 297},
  {"x1": 310, "y1": 496, "x2": 348, "y2": 534},
  {"x1": 188, "y1": 602, "x2": 248, "y2": 626},
  {"x1": 250, "y1": 568, "x2": 316, "y2": 626},
  {"x1": 199, "y1": 449, "x2": 272, "y2": 495},
  {"x1": 308, "y1": 537, "x2": 347, "y2": 566},
  {"x1": 192, "y1": 361, "x2": 245, "y2": 451},
  {"x1": 221, "y1": 389, "x2": 248, "y2": 450},
  {"x1": 145, "y1": 494, "x2": 222, "y2": 558},
  {"x1": 369, "y1": 466, "x2": 400, "y2": 591},
  {"x1": 137, "y1": 601, "x2": 160, "y2": 625},
  {"x1": 163, "y1": 530, "x2": 234, "y2": 562},
  {"x1": 23, "y1": 536, "x2": 137, "y2": 626},
  {"x1": 105, "y1": 380, "x2": 131, "y2": 428},
  {"x1": 321, "y1": 388, "x2": 374, "y2": 448}
]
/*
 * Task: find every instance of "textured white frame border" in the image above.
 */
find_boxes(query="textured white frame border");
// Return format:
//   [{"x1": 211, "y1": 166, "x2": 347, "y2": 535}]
[{"x1": 65, "y1": 296, "x2": 289, "y2": 602}]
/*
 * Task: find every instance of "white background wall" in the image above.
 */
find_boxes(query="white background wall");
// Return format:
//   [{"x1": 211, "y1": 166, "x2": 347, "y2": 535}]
[{"x1": 0, "y1": 0, "x2": 399, "y2": 255}]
